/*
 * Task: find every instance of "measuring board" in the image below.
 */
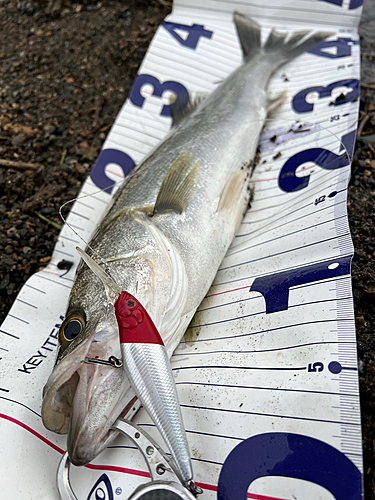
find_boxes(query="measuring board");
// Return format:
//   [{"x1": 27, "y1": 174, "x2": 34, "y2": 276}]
[{"x1": 0, "y1": 1, "x2": 363, "y2": 499}]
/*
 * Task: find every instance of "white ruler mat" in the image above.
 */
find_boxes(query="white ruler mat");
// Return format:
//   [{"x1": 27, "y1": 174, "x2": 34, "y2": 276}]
[{"x1": 0, "y1": 1, "x2": 363, "y2": 499}]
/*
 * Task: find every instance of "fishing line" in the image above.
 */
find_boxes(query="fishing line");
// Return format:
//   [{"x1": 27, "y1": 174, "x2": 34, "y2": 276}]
[{"x1": 59, "y1": 180, "x2": 122, "y2": 272}]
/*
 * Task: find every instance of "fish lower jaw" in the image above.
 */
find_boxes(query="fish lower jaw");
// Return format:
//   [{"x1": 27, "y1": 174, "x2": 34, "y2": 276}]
[
  {"x1": 68, "y1": 426, "x2": 116, "y2": 466},
  {"x1": 68, "y1": 392, "x2": 140, "y2": 466},
  {"x1": 66, "y1": 360, "x2": 128, "y2": 466}
]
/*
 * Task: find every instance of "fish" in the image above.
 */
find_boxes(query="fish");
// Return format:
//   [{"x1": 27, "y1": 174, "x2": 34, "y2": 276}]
[{"x1": 41, "y1": 11, "x2": 332, "y2": 470}]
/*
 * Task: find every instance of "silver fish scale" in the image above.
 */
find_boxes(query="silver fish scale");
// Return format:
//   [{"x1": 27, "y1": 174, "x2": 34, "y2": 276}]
[{"x1": 124, "y1": 342, "x2": 193, "y2": 483}]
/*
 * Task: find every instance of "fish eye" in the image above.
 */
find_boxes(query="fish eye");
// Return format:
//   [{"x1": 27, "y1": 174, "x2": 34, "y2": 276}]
[
  {"x1": 59, "y1": 312, "x2": 85, "y2": 343},
  {"x1": 127, "y1": 300, "x2": 136, "y2": 309}
]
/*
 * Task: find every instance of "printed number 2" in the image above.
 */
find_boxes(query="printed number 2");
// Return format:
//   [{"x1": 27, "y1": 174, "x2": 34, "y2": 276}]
[
  {"x1": 163, "y1": 22, "x2": 213, "y2": 49},
  {"x1": 90, "y1": 149, "x2": 135, "y2": 194},
  {"x1": 278, "y1": 130, "x2": 356, "y2": 193}
]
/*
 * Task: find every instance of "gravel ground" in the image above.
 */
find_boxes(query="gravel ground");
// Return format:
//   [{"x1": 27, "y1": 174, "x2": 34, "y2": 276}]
[{"x1": 0, "y1": 0, "x2": 374, "y2": 497}]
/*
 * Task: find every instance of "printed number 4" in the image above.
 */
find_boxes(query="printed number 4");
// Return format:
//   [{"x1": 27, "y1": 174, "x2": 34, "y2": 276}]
[{"x1": 163, "y1": 22, "x2": 213, "y2": 49}]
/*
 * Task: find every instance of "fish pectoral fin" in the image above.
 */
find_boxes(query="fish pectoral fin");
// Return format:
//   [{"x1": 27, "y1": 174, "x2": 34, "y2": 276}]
[
  {"x1": 217, "y1": 169, "x2": 248, "y2": 213},
  {"x1": 76, "y1": 247, "x2": 121, "y2": 302},
  {"x1": 153, "y1": 152, "x2": 200, "y2": 215},
  {"x1": 267, "y1": 90, "x2": 288, "y2": 114},
  {"x1": 170, "y1": 91, "x2": 209, "y2": 128}
]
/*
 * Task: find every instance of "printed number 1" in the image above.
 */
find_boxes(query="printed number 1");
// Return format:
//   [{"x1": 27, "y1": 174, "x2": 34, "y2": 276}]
[{"x1": 163, "y1": 22, "x2": 213, "y2": 49}]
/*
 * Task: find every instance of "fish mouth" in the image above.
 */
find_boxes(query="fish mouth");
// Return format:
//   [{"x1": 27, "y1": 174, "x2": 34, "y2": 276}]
[{"x1": 42, "y1": 327, "x2": 135, "y2": 466}]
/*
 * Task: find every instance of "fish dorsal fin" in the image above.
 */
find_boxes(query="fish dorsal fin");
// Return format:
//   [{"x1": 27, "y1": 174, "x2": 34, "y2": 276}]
[
  {"x1": 76, "y1": 247, "x2": 121, "y2": 303},
  {"x1": 154, "y1": 152, "x2": 200, "y2": 215},
  {"x1": 170, "y1": 92, "x2": 209, "y2": 128},
  {"x1": 217, "y1": 169, "x2": 247, "y2": 213}
]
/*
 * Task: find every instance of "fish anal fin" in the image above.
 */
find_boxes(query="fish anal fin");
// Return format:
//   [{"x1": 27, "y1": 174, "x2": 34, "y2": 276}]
[
  {"x1": 170, "y1": 92, "x2": 209, "y2": 128},
  {"x1": 217, "y1": 169, "x2": 247, "y2": 213},
  {"x1": 154, "y1": 152, "x2": 200, "y2": 215}
]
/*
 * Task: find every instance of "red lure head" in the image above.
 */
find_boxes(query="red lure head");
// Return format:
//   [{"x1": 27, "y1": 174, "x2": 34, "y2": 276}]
[{"x1": 114, "y1": 291, "x2": 164, "y2": 346}]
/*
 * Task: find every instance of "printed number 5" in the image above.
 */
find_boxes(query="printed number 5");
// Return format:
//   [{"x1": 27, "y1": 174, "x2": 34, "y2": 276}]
[{"x1": 308, "y1": 362, "x2": 324, "y2": 372}]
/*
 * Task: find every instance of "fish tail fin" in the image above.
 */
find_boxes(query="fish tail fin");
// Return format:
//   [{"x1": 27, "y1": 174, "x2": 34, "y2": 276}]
[
  {"x1": 233, "y1": 11, "x2": 261, "y2": 60},
  {"x1": 233, "y1": 11, "x2": 333, "y2": 63},
  {"x1": 264, "y1": 28, "x2": 334, "y2": 62}
]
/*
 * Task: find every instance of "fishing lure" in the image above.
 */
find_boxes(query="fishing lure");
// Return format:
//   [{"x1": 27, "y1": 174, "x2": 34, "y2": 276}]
[{"x1": 77, "y1": 247, "x2": 196, "y2": 492}]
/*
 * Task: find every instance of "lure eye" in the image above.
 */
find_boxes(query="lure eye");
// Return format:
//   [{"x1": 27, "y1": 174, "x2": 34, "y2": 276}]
[{"x1": 59, "y1": 313, "x2": 85, "y2": 343}]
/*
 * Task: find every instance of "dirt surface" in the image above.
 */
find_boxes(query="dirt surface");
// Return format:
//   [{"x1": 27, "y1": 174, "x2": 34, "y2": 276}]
[
  {"x1": 0, "y1": 0, "x2": 374, "y2": 497},
  {"x1": 0, "y1": 0, "x2": 171, "y2": 313},
  {"x1": 350, "y1": 93, "x2": 375, "y2": 499}
]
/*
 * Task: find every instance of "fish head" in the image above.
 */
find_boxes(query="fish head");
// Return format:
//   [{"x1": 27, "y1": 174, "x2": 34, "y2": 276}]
[{"x1": 41, "y1": 275, "x2": 131, "y2": 466}]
